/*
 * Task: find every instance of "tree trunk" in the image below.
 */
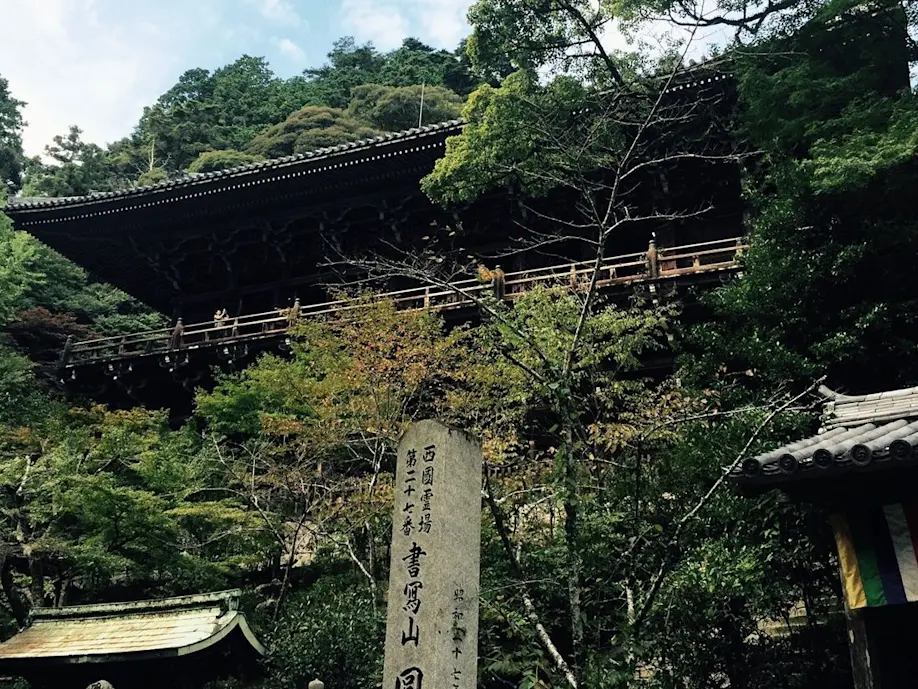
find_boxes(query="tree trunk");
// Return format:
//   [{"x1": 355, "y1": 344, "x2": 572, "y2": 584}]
[
  {"x1": 29, "y1": 559, "x2": 44, "y2": 609},
  {"x1": 483, "y1": 475, "x2": 579, "y2": 689},
  {"x1": 0, "y1": 559, "x2": 28, "y2": 627},
  {"x1": 562, "y1": 419, "x2": 584, "y2": 679}
]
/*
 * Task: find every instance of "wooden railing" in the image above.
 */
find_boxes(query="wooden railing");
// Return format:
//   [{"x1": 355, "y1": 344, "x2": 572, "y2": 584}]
[{"x1": 61, "y1": 237, "x2": 746, "y2": 368}]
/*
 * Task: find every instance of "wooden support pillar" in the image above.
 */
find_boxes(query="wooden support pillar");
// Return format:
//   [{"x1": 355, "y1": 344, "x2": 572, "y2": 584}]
[
  {"x1": 842, "y1": 597, "x2": 879, "y2": 688},
  {"x1": 855, "y1": 604, "x2": 918, "y2": 688}
]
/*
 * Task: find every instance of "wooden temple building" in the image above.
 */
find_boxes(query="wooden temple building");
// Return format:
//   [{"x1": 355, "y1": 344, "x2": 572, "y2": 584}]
[
  {"x1": 733, "y1": 385, "x2": 918, "y2": 688},
  {"x1": 4, "y1": 82, "x2": 746, "y2": 413},
  {"x1": 0, "y1": 590, "x2": 264, "y2": 689}
]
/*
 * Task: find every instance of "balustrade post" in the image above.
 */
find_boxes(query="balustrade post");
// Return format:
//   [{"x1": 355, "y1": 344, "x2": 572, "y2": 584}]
[
  {"x1": 492, "y1": 265, "x2": 506, "y2": 300},
  {"x1": 569, "y1": 264, "x2": 577, "y2": 287},
  {"x1": 58, "y1": 335, "x2": 73, "y2": 369},
  {"x1": 693, "y1": 254, "x2": 701, "y2": 269},
  {"x1": 424, "y1": 286, "x2": 431, "y2": 308},
  {"x1": 647, "y1": 238, "x2": 659, "y2": 279}
]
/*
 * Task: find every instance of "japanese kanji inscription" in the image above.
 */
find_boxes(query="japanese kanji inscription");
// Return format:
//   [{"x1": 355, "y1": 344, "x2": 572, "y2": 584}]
[{"x1": 382, "y1": 420, "x2": 482, "y2": 689}]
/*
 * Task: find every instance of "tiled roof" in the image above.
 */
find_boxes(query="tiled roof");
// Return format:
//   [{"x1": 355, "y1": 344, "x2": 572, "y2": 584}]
[
  {"x1": 0, "y1": 590, "x2": 264, "y2": 663},
  {"x1": 6, "y1": 119, "x2": 464, "y2": 214},
  {"x1": 734, "y1": 385, "x2": 918, "y2": 485}
]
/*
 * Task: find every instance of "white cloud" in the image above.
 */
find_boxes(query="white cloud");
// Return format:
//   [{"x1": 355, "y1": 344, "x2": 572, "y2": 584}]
[
  {"x1": 272, "y1": 37, "x2": 306, "y2": 61},
  {"x1": 338, "y1": 0, "x2": 475, "y2": 50},
  {"x1": 416, "y1": 0, "x2": 472, "y2": 48},
  {"x1": 340, "y1": 0, "x2": 474, "y2": 51},
  {"x1": 254, "y1": 0, "x2": 302, "y2": 26},
  {"x1": 0, "y1": 0, "x2": 222, "y2": 157},
  {"x1": 339, "y1": 0, "x2": 412, "y2": 50}
]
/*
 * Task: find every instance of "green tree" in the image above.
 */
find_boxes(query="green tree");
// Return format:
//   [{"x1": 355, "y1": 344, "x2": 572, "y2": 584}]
[
  {"x1": 22, "y1": 126, "x2": 117, "y2": 197},
  {"x1": 379, "y1": 38, "x2": 479, "y2": 95},
  {"x1": 187, "y1": 149, "x2": 264, "y2": 173},
  {"x1": 211, "y1": 56, "x2": 294, "y2": 148},
  {"x1": 0, "y1": 208, "x2": 39, "y2": 326},
  {"x1": 196, "y1": 301, "x2": 470, "y2": 603},
  {"x1": 264, "y1": 571, "x2": 384, "y2": 689},
  {"x1": 19, "y1": 240, "x2": 165, "y2": 336},
  {"x1": 246, "y1": 106, "x2": 379, "y2": 158},
  {"x1": 0, "y1": 209, "x2": 162, "y2": 363},
  {"x1": 17, "y1": 36, "x2": 482, "y2": 190},
  {"x1": 685, "y1": 1, "x2": 918, "y2": 393},
  {"x1": 112, "y1": 57, "x2": 296, "y2": 177},
  {"x1": 0, "y1": 405, "x2": 271, "y2": 625},
  {"x1": 191, "y1": 285, "x2": 839, "y2": 688},
  {"x1": 0, "y1": 207, "x2": 47, "y2": 427},
  {"x1": 297, "y1": 37, "x2": 386, "y2": 110},
  {"x1": 342, "y1": 2, "x2": 853, "y2": 686},
  {"x1": 0, "y1": 75, "x2": 25, "y2": 193},
  {"x1": 348, "y1": 83, "x2": 463, "y2": 131},
  {"x1": 466, "y1": 0, "x2": 627, "y2": 86}
]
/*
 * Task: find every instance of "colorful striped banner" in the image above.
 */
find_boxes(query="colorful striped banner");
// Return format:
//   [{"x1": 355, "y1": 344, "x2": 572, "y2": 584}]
[{"x1": 831, "y1": 504, "x2": 918, "y2": 609}]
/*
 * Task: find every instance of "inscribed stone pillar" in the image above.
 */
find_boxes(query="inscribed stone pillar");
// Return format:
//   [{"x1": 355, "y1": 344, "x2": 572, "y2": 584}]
[{"x1": 383, "y1": 420, "x2": 483, "y2": 689}]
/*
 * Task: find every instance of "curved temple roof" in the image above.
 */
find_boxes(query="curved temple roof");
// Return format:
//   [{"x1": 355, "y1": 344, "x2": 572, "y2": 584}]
[
  {"x1": 6, "y1": 120, "x2": 465, "y2": 224},
  {"x1": 734, "y1": 385, "x2": 918, "y2": 487},
  {"x1": 0, "y1": 589, "x2": 264, "y2": 665}
]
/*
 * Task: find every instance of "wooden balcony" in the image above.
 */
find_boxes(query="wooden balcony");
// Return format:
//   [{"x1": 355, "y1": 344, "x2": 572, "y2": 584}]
[{"x1": 59, "y1": 237, "x2": 746, "y2": 371}]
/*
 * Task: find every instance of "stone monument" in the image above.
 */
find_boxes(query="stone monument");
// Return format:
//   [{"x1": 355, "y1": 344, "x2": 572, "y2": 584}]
[{"x1": 382, "y1": 420, "x2": 483, "y2": 689}]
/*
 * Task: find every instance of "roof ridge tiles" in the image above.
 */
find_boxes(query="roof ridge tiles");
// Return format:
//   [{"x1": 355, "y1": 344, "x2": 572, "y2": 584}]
[
  {"x1": 30, "y1": 589, "x2": 242, "y2": 620},
  {"x1": 830, "y1": 385, "x2": 918, "y2": 404}
]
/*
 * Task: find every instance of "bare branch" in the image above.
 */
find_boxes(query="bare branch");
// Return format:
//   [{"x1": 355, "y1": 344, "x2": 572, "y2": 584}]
[
  {"x1": 483, "y1": 474, "x2": 579, "y2": 689},
  {"x1": 632, "y1": 377, "x2": 826, "y2": 628}
]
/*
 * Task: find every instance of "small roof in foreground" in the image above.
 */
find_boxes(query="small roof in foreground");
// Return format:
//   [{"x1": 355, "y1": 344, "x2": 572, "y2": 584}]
[
  {"x1": 0, "y1": 589, "x2": 264, "y2": 665},
  {"x1": 733, "y1": 385, "x2": 918, "y2": 487}
]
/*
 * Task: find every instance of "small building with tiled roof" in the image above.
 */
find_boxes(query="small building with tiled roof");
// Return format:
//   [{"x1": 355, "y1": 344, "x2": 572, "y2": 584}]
[
  {"x1": 733, "y1": 384, "x2": 918, "y2": 502},
  {"x1": 0, "y1": 590, "x2": 264, "y2": 689},
  {"x1": 732, "y1": 385, "x2": 918, "y2": 688}
]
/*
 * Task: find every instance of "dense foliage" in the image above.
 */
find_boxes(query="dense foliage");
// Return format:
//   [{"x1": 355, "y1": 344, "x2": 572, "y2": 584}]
[
  {"x1": 687, "y1": 2, "x2": 918, "y2": 394},
  {"x1": 0, "y1": 2, "x2": 915, "y2": 688},
  {"x1": 246, "y1": 106, "x2": 381, "y2": 158}
]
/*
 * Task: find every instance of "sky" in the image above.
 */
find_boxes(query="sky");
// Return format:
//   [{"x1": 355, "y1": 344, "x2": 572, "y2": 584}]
[{"x1": 0, "y1": 0, "x2": 477, "y2": 156}]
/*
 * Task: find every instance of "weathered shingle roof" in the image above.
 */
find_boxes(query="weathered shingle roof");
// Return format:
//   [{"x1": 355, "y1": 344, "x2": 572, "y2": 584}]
[
  {"x1": 0, "y1": 590, "x2": 264, "y2": 664},
  {"x1": 734, "y1": 385, "x2": 918, "y2": 485}
]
